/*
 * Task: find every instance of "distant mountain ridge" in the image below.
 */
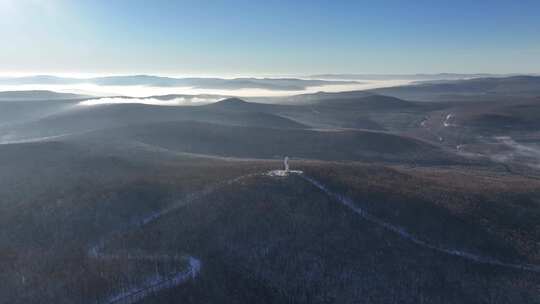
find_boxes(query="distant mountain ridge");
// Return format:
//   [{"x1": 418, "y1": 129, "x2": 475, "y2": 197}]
[
  {"x1": 370, "y1": 75, "x2": 540, "y2": 101},
  {"x1": 308, "y1": 73, "x2": 521, "y2": 81},
  {"x1": 0, "y1": 90, "x2": 90, "y2": 101}
]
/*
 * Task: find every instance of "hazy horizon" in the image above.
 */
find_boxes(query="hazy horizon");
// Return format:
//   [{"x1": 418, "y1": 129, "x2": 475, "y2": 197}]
[{"x1": 1, "y1": 72, "x2": 536, "y2": 98}]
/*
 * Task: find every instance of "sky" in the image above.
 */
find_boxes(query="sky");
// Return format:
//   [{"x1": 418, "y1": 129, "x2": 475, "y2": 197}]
[{"x1": 1, "y1": 0, "x2": 539, "y2": 76}]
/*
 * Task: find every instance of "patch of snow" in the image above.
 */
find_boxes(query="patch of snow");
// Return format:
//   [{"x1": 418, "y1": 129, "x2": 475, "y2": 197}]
[
  {"x1": 266, "y1": 170, "x2": 303, "y2": 177},
  {"x1": 443, "y1": 113, "x2": 455, "y2": 127}
]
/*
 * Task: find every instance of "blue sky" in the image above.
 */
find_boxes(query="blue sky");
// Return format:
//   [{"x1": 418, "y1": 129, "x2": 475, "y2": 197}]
[{"x1": 1, "y1": 0, "x2": 539, "y2": 76}]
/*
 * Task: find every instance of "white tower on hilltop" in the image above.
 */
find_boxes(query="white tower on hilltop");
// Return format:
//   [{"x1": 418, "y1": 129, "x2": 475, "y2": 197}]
[{"x1": 284, "y1": 156, "x2": 290, "y2": 172}]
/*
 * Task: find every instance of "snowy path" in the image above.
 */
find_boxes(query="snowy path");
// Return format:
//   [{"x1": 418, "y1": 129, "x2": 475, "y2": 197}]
[
  {"x1": 100, "y1": 256, "x2": 200, "y2": 304},
  {"x1": 0, "y1": 132, "x2": 75, "y2": 145},
  {"x1": 89, "y1": 244, "x2": 201, "y2": 304},
  {"x1": 138, "y1": 172, "x2": 262, "y2": 226},
  {"x1": 88, "y1": 172, "x2": 265, "y2": 304},
  {"x1": 299, "y1": 174, "x2": 540, "y2": 273},
  {"x1": 88, "y1": 167, "x2": 539, "y2": 304}
]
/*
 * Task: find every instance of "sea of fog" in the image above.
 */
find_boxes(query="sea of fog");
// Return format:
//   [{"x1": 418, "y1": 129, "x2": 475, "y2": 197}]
[{"x1": 0, "y1": 79, "x2": 412, "y2": 98}]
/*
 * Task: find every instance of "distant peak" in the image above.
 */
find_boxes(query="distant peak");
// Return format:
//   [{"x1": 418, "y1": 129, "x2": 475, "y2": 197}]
[{"x1": 215, "y1": 98, "x2": 250, "y2": 105}]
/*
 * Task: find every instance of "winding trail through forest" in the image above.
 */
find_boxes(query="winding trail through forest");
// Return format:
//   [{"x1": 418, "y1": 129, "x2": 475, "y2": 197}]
[
  {"x1": 298, "y1": 173, "x2": 540, "y2": 273},
  {"x1": 97, "y1": 256, "x2": 201, "y2": 304},
  {"x1": 87, "y1": 171, "x2": 263, "y2": 304},
  {"x1": 89, "y1": 239, "x2": 201, "y2": 304},
  {"x1": 88, "y1": 166, "x2": 539, "y2": 304}
]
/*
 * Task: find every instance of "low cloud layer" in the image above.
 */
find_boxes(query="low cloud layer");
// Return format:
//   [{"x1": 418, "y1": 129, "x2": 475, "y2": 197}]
[
  {"x1": 79, "y1": 96, "x2": 223, "y2": 106},
  {"x1": 490, "y1": 136, "x2": 540, "y2": 168},
  {"x1": 0, "y1": 77, "x2": 413, "y2": 98}
]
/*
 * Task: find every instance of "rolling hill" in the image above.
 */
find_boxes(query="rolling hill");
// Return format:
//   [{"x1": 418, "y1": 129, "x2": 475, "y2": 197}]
[
  {"x1": 2, "y1": 79, "x2": 540, "y2": 304},
  {"x1": 372, "y1": 76, "x2": 540, "y2": 101}
]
